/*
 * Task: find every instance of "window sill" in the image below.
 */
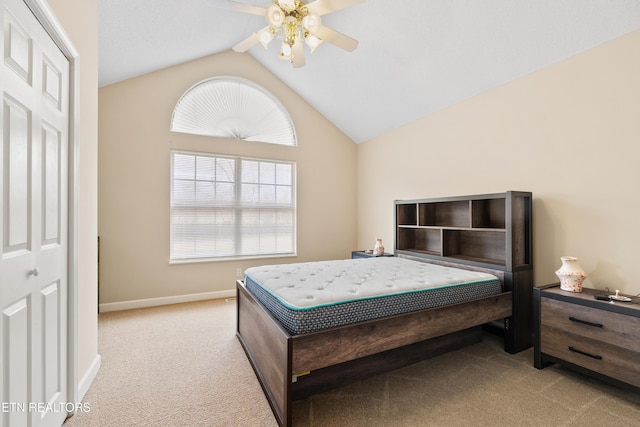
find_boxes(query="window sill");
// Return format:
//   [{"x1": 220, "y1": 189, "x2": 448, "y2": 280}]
[{"x1": 169, "y1": 252, "x2": 297, "y2": 265}]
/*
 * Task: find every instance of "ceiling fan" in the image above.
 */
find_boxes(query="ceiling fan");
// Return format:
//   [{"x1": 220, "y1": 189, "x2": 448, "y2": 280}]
[{"x1": 212, "y1": 0, "x2": 365, "y2": 68}]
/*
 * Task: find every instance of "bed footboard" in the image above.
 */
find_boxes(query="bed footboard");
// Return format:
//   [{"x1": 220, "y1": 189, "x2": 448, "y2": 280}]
[
  {"x1": 291, "y1": 291, "x2": 512, "y2": 374},
  {"x1": 237, "y1": 279, "x2": 512, "y2": 427},
  {"x1": 236, "y1": 281, "x2": 291, "y2": 426}
]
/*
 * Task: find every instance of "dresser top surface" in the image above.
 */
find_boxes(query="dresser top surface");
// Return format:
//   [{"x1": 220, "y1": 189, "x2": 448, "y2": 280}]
[{"x1": 537, "y1": 283, "x2": 640, "y2": 317}]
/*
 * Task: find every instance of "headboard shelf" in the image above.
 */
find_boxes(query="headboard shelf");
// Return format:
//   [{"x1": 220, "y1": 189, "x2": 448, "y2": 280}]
[{"x1": 395, "y1": 191, "x2": 533, "y2": 353}]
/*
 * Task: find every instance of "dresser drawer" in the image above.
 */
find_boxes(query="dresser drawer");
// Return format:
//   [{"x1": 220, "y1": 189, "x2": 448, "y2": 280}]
[
  {"x1": 541, "y1": 326, "x2": 640, "y2": 387},
  {"x1": 541, "y1": 297, "x2": 640, "y2": 353}
]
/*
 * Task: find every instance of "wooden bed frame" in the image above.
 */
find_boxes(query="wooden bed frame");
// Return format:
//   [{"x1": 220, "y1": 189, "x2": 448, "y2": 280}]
[{"x1": 236, "y1": 257, "x2": 513, "y2": 426}]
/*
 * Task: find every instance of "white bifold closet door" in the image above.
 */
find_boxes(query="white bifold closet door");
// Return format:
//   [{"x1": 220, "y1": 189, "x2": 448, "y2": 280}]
[{"x1": 1, "y1": 0, "x2": 70, "y2": 425}]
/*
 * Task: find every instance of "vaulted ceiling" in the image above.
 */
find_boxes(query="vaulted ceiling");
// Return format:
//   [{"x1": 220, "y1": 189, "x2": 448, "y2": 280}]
[{"x1": 99, "y1": 0, "x2": 640, "y2": 143}]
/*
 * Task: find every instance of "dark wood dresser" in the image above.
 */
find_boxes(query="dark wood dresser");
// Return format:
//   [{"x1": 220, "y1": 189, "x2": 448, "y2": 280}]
[{"x1": 534, "y1": 283, "x2": 640, "y2": 390}]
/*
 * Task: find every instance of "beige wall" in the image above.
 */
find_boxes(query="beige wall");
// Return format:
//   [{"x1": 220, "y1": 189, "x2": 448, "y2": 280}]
[
  {"x1": 48, "y1": 0, "x2": 99, "y2": 390},
  {"x1": 358, "y1": 29, "x2": 640, "y2": 295},
  {"x1": 98, "y1": 51, "x2": 357, "y2": 304}
]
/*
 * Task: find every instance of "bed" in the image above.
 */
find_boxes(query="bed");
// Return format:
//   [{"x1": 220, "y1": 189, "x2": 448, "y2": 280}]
[{"x1": 236, "y1": 256, "x2": 513, "y2": 426}]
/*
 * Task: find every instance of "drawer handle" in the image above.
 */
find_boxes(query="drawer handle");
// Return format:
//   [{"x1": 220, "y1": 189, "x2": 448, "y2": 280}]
[
  {"x1": 568, "y1": 346, "x2": 602, "y2": 360},
  {"x1": 568, "y1": 316, "x2": 603, "y2": 328}
]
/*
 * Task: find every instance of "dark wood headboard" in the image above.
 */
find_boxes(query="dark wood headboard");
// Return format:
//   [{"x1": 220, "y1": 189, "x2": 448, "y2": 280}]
[{"x1": 394, "y1": 191, "x2": 533, "y2": 353}]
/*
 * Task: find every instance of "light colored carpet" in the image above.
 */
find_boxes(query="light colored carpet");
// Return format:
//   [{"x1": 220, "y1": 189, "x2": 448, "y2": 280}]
[{"x1": 65, "y1": 299, "x2": 640, "y2": 426}]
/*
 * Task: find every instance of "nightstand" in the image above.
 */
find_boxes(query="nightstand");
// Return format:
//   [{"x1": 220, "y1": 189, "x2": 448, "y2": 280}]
[
  {"x1": 534, "y1": 283, "x2": 640, "y2": 390},
  {"x1": 351, "y1": 250, "x2": 394, "y2": 259}
]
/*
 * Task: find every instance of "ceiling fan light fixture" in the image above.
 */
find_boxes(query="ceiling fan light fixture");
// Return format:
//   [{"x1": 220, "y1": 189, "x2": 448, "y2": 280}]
[
  {"x1": 305, "y1": 34, "x2": 322, "y2": 52},
  {"x1": 277, "y1": 0, "x2": 297, "y2": 12},
  {"x1": 257, "y1": 27, "x2": 274, "y2": 48},
  {"x1": 302, "y1": 13, "x2": 321, "y2": 35},
  {"x1": 266, "y1": 3, "x2": 285, "y2": 28},
  {"x1": 229, "y1": 0, "x2": 365, "y2": 67},
  {"x1": 279, "y1": 42, "x2": 292, "y2": 60}
]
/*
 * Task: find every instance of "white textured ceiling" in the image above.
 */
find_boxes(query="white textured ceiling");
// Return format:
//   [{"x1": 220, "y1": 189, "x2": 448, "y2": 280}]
[{"x1": 99, "y1": 0, "x2": 640, "y2": 143}]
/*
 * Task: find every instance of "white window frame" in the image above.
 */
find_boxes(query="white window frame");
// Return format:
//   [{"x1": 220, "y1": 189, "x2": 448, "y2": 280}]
[{"x1": 170, "y1": 150, "x2": 297, "y2": 263}]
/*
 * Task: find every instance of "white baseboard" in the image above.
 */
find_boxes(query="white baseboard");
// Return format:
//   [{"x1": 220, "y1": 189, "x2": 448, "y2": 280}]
[
  {"x1": 78, "y1": 354, "x2": 101, "y2": 402},
  {"x1": 98, "y1": 290, "x2": 236, "y2": 313}
]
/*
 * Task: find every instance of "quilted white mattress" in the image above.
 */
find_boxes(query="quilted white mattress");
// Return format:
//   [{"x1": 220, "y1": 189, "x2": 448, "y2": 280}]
[{"x1": 244, "y1": 257, "x2": 503, "y2": 334}]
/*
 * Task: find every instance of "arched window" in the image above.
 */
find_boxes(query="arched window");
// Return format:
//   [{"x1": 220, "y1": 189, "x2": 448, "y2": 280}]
[{"x1": 170, "y1": 76, "x2": 297, "y2": 146}]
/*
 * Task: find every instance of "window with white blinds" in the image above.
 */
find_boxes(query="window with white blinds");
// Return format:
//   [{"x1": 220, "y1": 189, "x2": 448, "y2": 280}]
[{"x1": 170, "y1": 151, "x2": 296, "y2": 261}]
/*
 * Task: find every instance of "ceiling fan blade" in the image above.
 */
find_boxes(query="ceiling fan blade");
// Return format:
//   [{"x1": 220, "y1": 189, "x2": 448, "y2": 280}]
[
  {"x1": 233, "y1": 33, "x2": 260, "y2": 52},
  {"x1": 291, "y1": 39, "x2": 306, "y2": 68},
  {"x1": 305, "y1": 0, "x2": 366, "y2": 16},
  {"x1": 317, "y1": 26, "x2": 359, "y2": 51},
  {"x1": 208, "y1": 0, "x2": 266, "y2": 16}
]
